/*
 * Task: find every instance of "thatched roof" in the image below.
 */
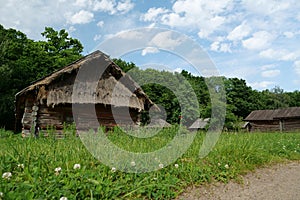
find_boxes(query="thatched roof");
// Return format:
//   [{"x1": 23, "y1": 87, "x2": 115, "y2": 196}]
[
  {"x1": 15, "y1": 50, "x2": 154, "y2": 110},
  {"x1": 189, "y1": 118, "x2": 210, "y2": 129},
  {"x1": 245, "y1": 107, "x2": 300, "y2": 121}
]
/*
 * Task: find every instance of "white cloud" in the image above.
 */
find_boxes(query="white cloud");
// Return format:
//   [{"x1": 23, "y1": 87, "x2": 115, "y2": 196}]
[
  {"x1": 227, "y1": 22, "x2": 251, "y2": 41},
  {"x1": 294, "y1": 60, "x2": 300, "y2": 75},
  {"x1": 250, "y1": 81, "x2": 275, "y2": 89},
  {"x1": 74, "y1": 0, "x2": 93, "y2": 7},
  {"x1": 142, "y1": 7, "x2": 169, "y2": 22},
  {"x1": 149, "y1": 31, "x2": 186, "y2": 50},
  {"x1": 145, "y1": 0, "x2": 233, "y2": 39},
  {"x1": 297, "y1": 13, "x2": 300, "y2": 21},
  {"x1": 283, "y1": 31, "x2": 294, "y2": 38},
  {"x1": 260, "y1": 64, "x2": 276, "y2": 70},
  {"x1": 210, "y1": 41, "x2": 231, "y2": 53},
  {"x1": 117, "y1": 30, "x2": 144, "y2": 40},
  {"x1": 242, "y1": 31, "x2": 275, "y2": 50},
  {"x1": 96, "y1": 20, "x2": 104, "y2": 27},
  {"x1": 93, "y1": 34, "x2": 102, "y2": 41},
  {"x1": 67, "y1": 10, "x2": 94, "y2": 24},
  {"x1": 242, "y1": 0, "x2": 291, "y2": 16},
  {"x1": 210, "y1": 41, "x2": 220, "y2": 52},
  {"x1": 261, "y1": 69, "x2": 280, "y2": 78},
  {"x1": 173, "y1": 67, "x2": 182, "y2": 73},
  {"x1": 93, "y1": 0, "x2": 134, "y2": 14},
  {"x1": 116, "y1": 0, "x2": 134, "y2": 13},
  {"x1": 68, "y1": 26, "x2": 76, "y2": 33},
  {"x1": 141, "y1": 47, "x2": 160, "y2": 56},
  {"x1": 260, "y1": 48, "x2": 298, "y2": 61},
  {"x1": 93, "y1": 0, "x2": 116, "y2": 14}
]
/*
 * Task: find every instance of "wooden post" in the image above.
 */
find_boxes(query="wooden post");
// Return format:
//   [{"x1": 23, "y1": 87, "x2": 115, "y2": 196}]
[
  {"x1": 279, "y1": 119, "x2": 283, "y2": 132},
  {"x1": 31, "y1": 105, "x2": 39, "y2": 137}
]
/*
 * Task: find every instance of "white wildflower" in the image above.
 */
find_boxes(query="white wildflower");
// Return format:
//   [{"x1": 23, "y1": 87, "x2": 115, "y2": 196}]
[
  {"x1": 60, "y1": 197, "x2": 68, "y2": 200},
  {"x1": 2, "y1": 172, "x2": 12, "y2": 180},
  {"x1": 73, "y1": 164, "x2": 81, "y2": 170},
  {"x1": 0, "y1": 192, "x2": 3, "y2": 197},
  {"x1": 159, "y1": 163, "x2": 164, "y2": 169},
  {"x1": 55, "y1": 167, "x2": 62, "y2": 175},
  {"x1": 55, "y1": 167, "x2": 62, "y2": 173},
  {"x1": 17, "y1": 164, "x2": 24, "y2": 169},
  {"x1": 111, "y1": 167, "x2": 116, "y2": 172},
  {"x1": 174, "y1": 164, "x2": 179, "y2": 168},
  {"x1": 224, "y1": 164, "x2": 229, "y2": 169},
  {"x1": 130, "y1": 161, "x2": 136, "y2": 167},
  {"x1": 217, "y1": 163, "x2": 221, "y2": 166}
]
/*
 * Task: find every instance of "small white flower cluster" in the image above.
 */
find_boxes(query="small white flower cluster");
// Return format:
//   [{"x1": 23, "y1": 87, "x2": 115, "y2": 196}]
[
  {"x1": 0, "y1": 192, "x2": 3, "y2": 197},
  {"x1": 55, "y1": 167, "x2": 62, "y2": 175},
  {"x1": 217, "y1": 163, "x2": 230, "y2": 169},
  {"x1": 130, "y1": 161, "x2": 136, "y2": 167},
  {"x1": 17, "y1": 164, "x2": 24, "y2": 169},
  {"x1": 60, "y1": 197, "x2": 68, "y2": 200},
  {"x1": 174, "y1": 164, "x2": 179, "y2": 168},
  {"x1": 73, "y1": 164, "x2": 81, "y2": 170},
  {"x1": 159, "y1": 163, "x2": 164, "y2": 169},
  {"x1": 2, "y1": 172, "x2": 12, "y2": 180},
  {"x1": 111, "y1": 167, "x2": 116, "y2": 172}
]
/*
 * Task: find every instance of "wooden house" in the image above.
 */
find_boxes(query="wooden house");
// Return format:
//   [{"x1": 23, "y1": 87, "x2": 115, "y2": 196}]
[
  {"x1": 188, "y1": 118, "x2": 210, "y2": 131},
  {"x1": 15, "y1": 50, "x2": 155, "y2": 136},
  {"x1": 244, "y1": 107, "x2": 300, "y2": 132}
]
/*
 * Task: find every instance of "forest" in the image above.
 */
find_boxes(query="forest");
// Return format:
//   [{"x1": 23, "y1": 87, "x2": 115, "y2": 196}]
[{"x1": 1, "y1": 24, "x2": 300, "y2": 131}]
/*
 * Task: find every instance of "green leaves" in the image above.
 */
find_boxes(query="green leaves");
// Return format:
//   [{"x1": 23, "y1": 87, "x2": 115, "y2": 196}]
[{"x1": 0, "y1": 25, "x2": 83, "y2": 129}]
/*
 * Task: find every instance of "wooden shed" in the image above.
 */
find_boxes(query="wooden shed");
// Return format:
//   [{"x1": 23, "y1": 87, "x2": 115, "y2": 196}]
[
  {"x1": 244, "y1": 107, "x2": 300, "y2": 132},
  {"x1": 15, "y1": 50, "x2": 155, "y2": 136},
  {"x1": 188, "y1": 118, "x2": 210, "y2": 131}
]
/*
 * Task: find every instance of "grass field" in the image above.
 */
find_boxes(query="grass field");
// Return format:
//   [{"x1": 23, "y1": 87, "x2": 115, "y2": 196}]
[{"x1": 0, "y1": 128, "x2": 299, "y2": 199}]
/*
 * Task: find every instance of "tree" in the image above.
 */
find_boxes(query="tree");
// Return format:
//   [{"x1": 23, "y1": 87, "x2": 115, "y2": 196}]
[{"x1": 0, "y1": 25, "x2": 83, "y2": 130}]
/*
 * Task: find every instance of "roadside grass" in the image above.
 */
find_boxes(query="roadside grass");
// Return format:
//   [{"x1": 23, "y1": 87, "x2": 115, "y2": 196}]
[{"x1": 0, "y1": 128, "x2": 299, "y2": 199}]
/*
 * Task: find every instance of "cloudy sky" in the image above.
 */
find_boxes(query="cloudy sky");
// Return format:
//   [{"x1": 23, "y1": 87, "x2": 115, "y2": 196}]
[{"x1": 1, "y1": 0, "x2": 300, "y2": 91}]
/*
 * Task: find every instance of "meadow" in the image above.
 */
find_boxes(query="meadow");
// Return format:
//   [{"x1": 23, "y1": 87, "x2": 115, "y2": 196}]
[{"x1": 0, "y1": 127, "x2": 300, "y2": 200}]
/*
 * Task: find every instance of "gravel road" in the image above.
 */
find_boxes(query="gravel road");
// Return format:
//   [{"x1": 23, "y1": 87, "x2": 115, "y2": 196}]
[{"x1": 178, "y1": 161, "x2": 300, "y2": 200}]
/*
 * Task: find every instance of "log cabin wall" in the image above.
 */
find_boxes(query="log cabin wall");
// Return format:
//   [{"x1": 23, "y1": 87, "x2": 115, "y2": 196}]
[
  {"x1": 249, "y1": 120, "x2": 280, "y2": 132},
  {"x1": 21, "y1": 96, "x2": 36, "y2": 136},
  {"x1": 21, "y1": 102, "x2": 140, "y2": 136},
  {"x1": 281, "y1": 118, "x2": 300, "y2": 131}
]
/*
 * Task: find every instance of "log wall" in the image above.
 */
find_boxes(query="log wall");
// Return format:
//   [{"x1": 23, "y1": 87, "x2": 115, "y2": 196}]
[
  {"x1": 282, "y1": 118, "x2": 300, "y2": 131},
  {"x1": 249, "y1": 119, "x2": 300, "y2": 132},
  {"x1": 21, "y1": 103, "x2": 140, "y2": 137},
  {"x1": 249, "y1": 120, "x2": 280, "y2": 132}
]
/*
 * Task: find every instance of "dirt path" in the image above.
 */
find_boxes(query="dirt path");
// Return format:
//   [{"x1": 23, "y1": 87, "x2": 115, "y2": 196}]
[{"x1": 178, "y1": 161, "x2": 300, "y2": 200}]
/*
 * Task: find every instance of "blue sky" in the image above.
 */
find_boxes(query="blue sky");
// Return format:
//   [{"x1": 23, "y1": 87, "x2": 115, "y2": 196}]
[{"x1": 1, "y1": 0, "x2": 300, "y2": 91}]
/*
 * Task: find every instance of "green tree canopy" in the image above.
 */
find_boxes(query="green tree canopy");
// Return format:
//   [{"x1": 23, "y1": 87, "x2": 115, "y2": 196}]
[{"x1": 0, "y1": 25, "x2": 83, "y2": 129}]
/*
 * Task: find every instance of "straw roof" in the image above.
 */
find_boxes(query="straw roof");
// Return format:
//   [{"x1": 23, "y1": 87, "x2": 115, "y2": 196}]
[
  {"x1": 189, "y1": 118, "x2": 210, "y2": 129},
  {"x1": 245, "y1": 107, "x2": 300, "y2": 121},
  {"x1": 15, "y1": 50, "x2": 154, "y2": 110}
]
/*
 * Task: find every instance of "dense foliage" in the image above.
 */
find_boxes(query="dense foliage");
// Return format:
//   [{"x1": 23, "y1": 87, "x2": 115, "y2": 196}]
[
  {"x1": 0, "y1": 25, "x2": 83, "y2": 129},
  {"x1": 115, "y1": 62, "x2": 300, "y2": 130},
  {"x1": 1, "y1": 24, "x2": 300, "y2": 130}
]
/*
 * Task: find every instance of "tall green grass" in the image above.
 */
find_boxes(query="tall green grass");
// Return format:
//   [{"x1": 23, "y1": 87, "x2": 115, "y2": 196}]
[{"x1": 0, "y1": 128, "x2": 299, "y2": 199}]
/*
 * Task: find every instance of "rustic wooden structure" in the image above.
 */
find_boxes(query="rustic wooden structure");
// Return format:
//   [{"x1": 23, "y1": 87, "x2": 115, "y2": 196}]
[
  {"x1": 15, "y1": 50, "x2": 155, "y2": 136},
  {"x1": 244, "y1": 107, "x2": 300, "y2": 132},
  {"x1": 188, "y1": 118, "x2": 210, "y2": 131}
]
